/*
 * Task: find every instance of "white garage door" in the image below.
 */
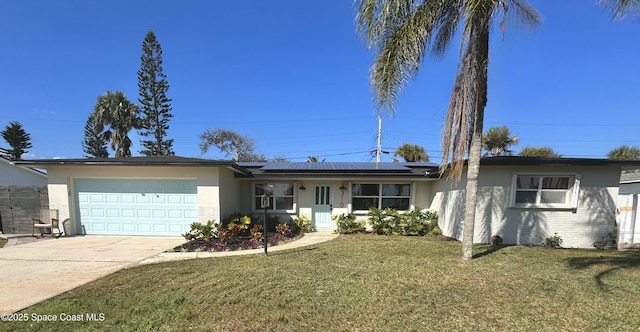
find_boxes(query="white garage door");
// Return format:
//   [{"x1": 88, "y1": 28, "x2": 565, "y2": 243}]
[{"x1": 74, "y1": 179, "x2": 198, "y2": 236}]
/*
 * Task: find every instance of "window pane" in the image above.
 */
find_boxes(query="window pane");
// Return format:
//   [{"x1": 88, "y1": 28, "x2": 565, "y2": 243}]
[
  {"x1": 381, "y1": 198, "x2": 410, "y2": 210},
  {"x1": 276, "y1": 197, "x2": 293, "y2": 210},
  {"x1": 515, "y1": 191, "x2": 536, "y2": 204},
  {"x1": 353, "y1": 198, "x2": 378, "y2": 210},
  {"x1": 517, "y1": 176, "x2": 538, "y2": 189},
  {"x1": 382, "y1": 184, "x2": 410, "y2": 196},
  {"x1": 541, "y1": 177, "x2": 570, "y2": 189},
  {"x1": 352, "y1": 184, "x2": 379, "y2": 196},
  {"x1": 255, "y1": 185, "x2": 266, "y2": 196},
  {"x1": 541, "y1": 191, "x2": 566, "y2": 204}
]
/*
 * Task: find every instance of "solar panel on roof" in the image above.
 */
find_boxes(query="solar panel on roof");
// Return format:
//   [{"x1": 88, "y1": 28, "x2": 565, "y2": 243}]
[{"x1": 259, "y1": 162, "x2": 411, "y2": 171}]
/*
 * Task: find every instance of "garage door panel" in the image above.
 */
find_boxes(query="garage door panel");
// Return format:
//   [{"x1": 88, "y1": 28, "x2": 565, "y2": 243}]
[
  {"x1": 91, "y1": 223, "x2": 107, "y2": 232},
  {"x1": 152, "y1": 195, "x2": 166, "y2": 204},
  {"x1": 106, "y1": 209, "x2": 120, "y2": 218},
  {"x1": 121, "y1": 194, "x2": 135, "y2": 204},
  {"x1": 168, "y1": 210, "x2": 183, "y2": 219},
  {"x1": 74, "y1": 179, "x2": 198, "y2": 236},
  {"x1": 137, "y1": 209, "x2": 151, "y2": 218},
  {"x1": 122, "y1": 209, "x2": 136, "y2": 218},
  {"x1": 153, "y1": 224, "x2": 168, "y2": 233},
  {"x1": 122, "y1": 223, "x2": 137, "y2": 232},
  {"x1": 90, "y1": 194, "x2": 104, "y2": 203},
  {"x1": 167, "y1": 195, "x2": 182, "y2": 204},
  {"x1": 90, "y1": 209, "x2": 105, "y2": 218},
  {"x1": 107, "y1": 223, "x2": 121, "y2": 232},
  {"x1": 138, "y1": 224, "x2": 152, "y2": 232}
]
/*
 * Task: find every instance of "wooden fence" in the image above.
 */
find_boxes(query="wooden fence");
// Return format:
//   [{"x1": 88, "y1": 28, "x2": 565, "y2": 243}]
[{"x1": 0, "y1": 185, "x2": 49, "y2": 234}]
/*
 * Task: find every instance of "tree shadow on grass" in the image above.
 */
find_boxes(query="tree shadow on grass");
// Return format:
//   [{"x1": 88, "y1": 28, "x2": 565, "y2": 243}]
[
  {"x1": 567, "y1": 252, "x2": 640, "y2": 290},
  {"x1": 472, "y1": 245, "x2": 512, "y2": 259}
]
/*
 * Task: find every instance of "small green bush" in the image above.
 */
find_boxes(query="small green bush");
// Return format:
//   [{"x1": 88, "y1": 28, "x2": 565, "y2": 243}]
[
  {"x1": 182, "y1": 220, "x2": 217, "y2": 242},
  {"x1": 593, "y1": 232, "x2": 617, "y2": 250},
  {"x1": 491, "y1": 235, "x2": 503, "y2": 246},
  {"x1": 333, "y1": 213, "x2": 365, "y2": 234},
  {"x1": 291, "y1": 215, "x2": 312, "y2": 233},
  {"x1": 367, "y1": 208, "x2": 398, "y2": 235},
  {"x1": 543, "y1": 233, "x2": 563, "y2": 248}
]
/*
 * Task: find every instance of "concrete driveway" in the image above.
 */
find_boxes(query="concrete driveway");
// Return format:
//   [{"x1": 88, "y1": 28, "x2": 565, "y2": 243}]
[{"x1": 0, "y1": 235, "x2": 185, "y2": 314}]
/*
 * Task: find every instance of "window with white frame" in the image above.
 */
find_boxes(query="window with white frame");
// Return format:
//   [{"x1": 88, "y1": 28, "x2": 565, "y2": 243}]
[
  {"x1": 512, "y1": 174, "x2": 578, "y2": 208},
  {"x1": 352, "y1": 183, "x2": 411, "y2": 211},
  {"x1": 254, "y1": 183, "x2": 294, "y2": 211}
]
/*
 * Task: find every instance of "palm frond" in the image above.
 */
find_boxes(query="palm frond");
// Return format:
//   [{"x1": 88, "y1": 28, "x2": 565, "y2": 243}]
[
  {"x1": 432, "y1": 0, "x2": 464, "y2": 56},
  {"x1": 441, "y1": 2, "x2": 490, "y2": 180},
  {"x1": 366, "y1": 1, "x2": 444, "y2": 113},
  {"x1": 599, "y1": 0, "x2": 640, "y2": 20}
]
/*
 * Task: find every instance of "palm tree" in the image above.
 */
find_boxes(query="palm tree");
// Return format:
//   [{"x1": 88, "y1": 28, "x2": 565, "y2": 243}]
[
  {"x1": 306, "y1": 156, "x2": 326, "y2": 162},
  {"x1": 607, "y1": 145, "x2": 640, "y2": 160},
  {"x1": 92, "y1": 91, "x2": 141, "y2": 158},
  {"x1": 394, "y1": 143, "x2": 429, "y2": 162},
  {"x1": 356, "y1": 0, "x2": 540, "y2": 259},
  {"x1": 482, "y1": 126, "x2": 518, "y2": 157},
  {"x1": 518, "y1": 146, "x2": 561, "y2": 157},
  {"x1": 600, "y1": 0, "x2": 640, "y2": 19}
]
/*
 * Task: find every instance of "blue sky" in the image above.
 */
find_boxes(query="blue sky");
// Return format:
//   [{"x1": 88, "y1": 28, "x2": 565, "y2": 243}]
[{"x1": 0, "y1": 1, "x2": 638, "y2": 163}]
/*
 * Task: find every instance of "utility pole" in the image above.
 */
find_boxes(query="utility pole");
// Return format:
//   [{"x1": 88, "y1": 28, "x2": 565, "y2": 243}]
[{"x1": 376, "y1": 116, "x2": 382, "y2": 163}]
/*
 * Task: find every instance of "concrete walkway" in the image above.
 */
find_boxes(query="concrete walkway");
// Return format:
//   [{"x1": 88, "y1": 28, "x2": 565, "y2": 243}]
[{"x1": 0, "y1": 232, "x2": 337, "y2": 314}]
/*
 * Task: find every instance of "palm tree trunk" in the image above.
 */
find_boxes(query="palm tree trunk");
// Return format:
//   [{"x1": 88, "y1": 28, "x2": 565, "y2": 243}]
[{"x1": 461, "y1": 14, "x2": 490, "y2": 261}]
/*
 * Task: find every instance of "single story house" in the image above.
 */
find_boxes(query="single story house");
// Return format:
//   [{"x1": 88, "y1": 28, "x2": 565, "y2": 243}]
[{"x1": 15, "y1": 156, "x2": 640, "y2": 248}]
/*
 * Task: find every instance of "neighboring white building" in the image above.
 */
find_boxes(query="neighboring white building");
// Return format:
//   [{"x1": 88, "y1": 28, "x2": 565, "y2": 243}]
[
  {"x1": 0, "y1": 157, "x2": 46, "y2": 186},
  {"x1": 617, "y1": 169, "x2": 640, "y2": 248}
]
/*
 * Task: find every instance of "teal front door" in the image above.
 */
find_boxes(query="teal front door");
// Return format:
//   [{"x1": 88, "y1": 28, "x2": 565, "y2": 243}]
[{"x1": 313, "y1": 184, "x2": 332, "y2": 229}]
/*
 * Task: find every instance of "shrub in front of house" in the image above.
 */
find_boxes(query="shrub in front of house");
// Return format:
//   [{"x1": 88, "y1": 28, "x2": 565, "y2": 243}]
[
  {"x1": 183, "y1": 219, "x2": 217, "y2": 242},
  {"x1": 367, "y1": 208, "x2": 398, "y2": 235},
  {"x1": 543, "y1": 233, "x2": 563, "y2": 248},
  {"x1": 367, "y1": 208, "x2": 438, "y2": 236},
  {"x1": 333, "y1": 213, "x2": 366, "y2": 234},
  {"x1": 593, "y1": 232, "x2": 617, "y2": 250},
  {"x1": 291, "y1": 215, "x2": 312, "y2": 233},
  {"x1": 276, "y1": 223, "x2": 292, "y2": 236}
]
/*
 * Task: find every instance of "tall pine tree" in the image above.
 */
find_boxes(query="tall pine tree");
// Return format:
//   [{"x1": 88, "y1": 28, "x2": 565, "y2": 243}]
[
  {"x1": 1, "y1": 121, "x2": 33, "y2": 160},
  {"x1": 82, "y1": 115, "x2": 109, "y2": 158},
  {"x1": 137, "y1": 30, "x2": 174, "y2": 156}
]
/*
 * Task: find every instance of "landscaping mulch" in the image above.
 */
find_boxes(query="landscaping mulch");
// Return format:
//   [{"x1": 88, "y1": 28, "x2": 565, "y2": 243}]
[{"x1": 170, "y1": 232, "x2": 301, "y2": 252}]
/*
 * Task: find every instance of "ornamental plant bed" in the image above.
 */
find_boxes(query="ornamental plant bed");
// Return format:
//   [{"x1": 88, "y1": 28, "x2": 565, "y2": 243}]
[{"x1": 171, "y1": 232, "x2": 301, "y2": 252}]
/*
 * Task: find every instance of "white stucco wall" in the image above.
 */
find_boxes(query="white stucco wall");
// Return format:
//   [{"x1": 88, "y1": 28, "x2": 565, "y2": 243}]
[
  {"x1": 431, "y1": 165, "x2": 621, "y2": 248},
  {"x1": 0, "y1": 160, "x2": 46, "y2": 186},
  {"x1": 218, "y1": 168, "x2": 242, "y2": 221},
  {"x1": 45, "y1": 165, "x2": 223, "y2": 235}
]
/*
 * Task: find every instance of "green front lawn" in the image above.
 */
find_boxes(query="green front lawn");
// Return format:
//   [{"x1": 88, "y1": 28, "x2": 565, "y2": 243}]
[{"x1": 7, "y1": 235, "x2": 640, "y2": 331}]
